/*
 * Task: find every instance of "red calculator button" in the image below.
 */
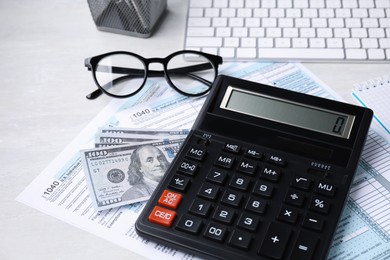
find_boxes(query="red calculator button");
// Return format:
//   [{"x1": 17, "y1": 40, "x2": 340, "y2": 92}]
[
  {"x1": 158, "y1": 190, "x2": 183, "y2": 209},
  {"x1": 148, "y1": 206, "x2": 176, "y2": 227}
]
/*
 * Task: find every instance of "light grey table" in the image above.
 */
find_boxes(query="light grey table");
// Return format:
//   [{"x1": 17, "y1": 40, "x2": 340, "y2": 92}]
[{"x1": 1, "y1": 1, "x2": 389, "y2": 259}]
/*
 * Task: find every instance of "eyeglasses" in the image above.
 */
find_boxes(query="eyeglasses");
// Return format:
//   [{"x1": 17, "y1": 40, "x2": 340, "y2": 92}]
[{"x1": 84, "y1": 50, "x2": 223, "y2": 99}]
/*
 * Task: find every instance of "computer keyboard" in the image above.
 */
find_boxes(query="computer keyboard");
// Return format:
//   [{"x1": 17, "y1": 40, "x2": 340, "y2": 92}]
[{"x1": 184, "y1": 0, "x2": 390, "y2": 62}]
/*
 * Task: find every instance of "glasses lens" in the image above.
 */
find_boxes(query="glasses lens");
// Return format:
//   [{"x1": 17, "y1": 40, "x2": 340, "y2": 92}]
[
  {"x1": 95, "y1": 54, "x2": 146, "y2": 97},
  {"x1": 166, "y1": 53, "x2": 216, "y2": 95}
]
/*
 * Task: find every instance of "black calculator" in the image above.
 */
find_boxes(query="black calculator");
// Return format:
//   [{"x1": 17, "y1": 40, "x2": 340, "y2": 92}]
[{"x1": 135, "y1": 75, "x2": 373, "y2": 260}]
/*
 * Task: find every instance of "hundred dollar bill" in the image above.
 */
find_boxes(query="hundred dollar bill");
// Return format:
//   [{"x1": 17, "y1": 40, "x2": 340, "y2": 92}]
[
  {"x1": 95, "y1": 128, "x2": 189, "y2": 146},
  {"x1": 81, "y1": 138, "x2": 185, "y2": 211},
  {"x1": 98, "y1": 127, "x2": 189, "y2": 136}
]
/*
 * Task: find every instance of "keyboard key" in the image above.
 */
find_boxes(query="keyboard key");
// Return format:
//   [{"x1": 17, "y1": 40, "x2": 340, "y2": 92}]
[
  {"x1": 206, "y1": 168, "x2": 228, "y2": 184},
  {"x1": 277, "y1": 206, "x2": 299, "y2": 224},
  {"x1": 284, "y1": 189, "x2": 305, "y2": 206},
  {"x1": 213, "y1": 206, "x2": 236, "y2": 224},
  {"x1": 176, "y1": 214, "x2": 203, "y2": 234},
  {"x1": 237, "y1": 159, "x2": 257, "y2": 174},
  {"x1": 291, "y1": 176, "x2": 311, "y2": 190},
  {"x1": 260, "y1": 166, "x2": 281, "y2": 181},
  {"x1": 291, "y1": 230, "x2": 319, "y2": 259},
  {"x1": 186, "y1": 37, "x2": 222, "y2": 47},
  {"x1": 230, "y1": 175, "x2": 251, "y2": 190},
  {"x1": 236, "y1": 213, "x2": 260, "y2": 231},
  {"x1": 267, "y1": 153, "x2": 286, "y2": 166},
  {"x1": 259, "y1": 223, "x2": 292, "y2": 259},
  {"x1": 204, "y1": 222, "x2": 228, "y2": 242},
  {"x1": 228, "y1": 230, "x2": 252, "y2": 250},
  {"x1": 245, "y1": 148, "x2": 262, "y2": 159},
  {"x1": 315, "y1": 181, "x2": 336, "y2": 197},
  {"x1": 168, "y1": 174, "x2": 190, "y2": 191},
  {"x1": 148, "y1": 206, "x2": 177, "y2": 227},
  {"x1": 253, "y1": 181, "x2": 274, "y2": 197},
  {"x1": 215, "y1": 153, "x2": 235, "y2": 168},
  {"x1": 245, "y1": 197, "x2": 268, "y2": 214},
  {"x1": 303, "y1": 213, "x2": 325, "y2": 231},
  {"x1": 309, "y1": 196, "x2": 331, "y2": 214},
  {"x1": 186, "y1": 146, "x2": 207, "y2": 161},
  {"x1": 258, "y1": 48, "x2": 345, "y2": 59},
  {"x1": 158, "y1": 190, "x2": 183, "y2": 209},
  {"x1": 236, "y1": 48, "x2": 257, "y2": 58},
  {"x1": 177, "y1": 159, "x2": 198, "y2": 175},
  {"x1": 346, "y1": 49, "x2": 367, "y2": 59},
  {"x1": 221, "y1": 189, "x2": 244, "y2": 207},
  {"x1": 198, "y1": 183, "x2": 220, "y2": 200},
  {"x1": 189, "y1": 198, "x2": 212, "y2": 217},
  {"x1": 224, "y1": 143, "x2": 241, "y2": 153}
]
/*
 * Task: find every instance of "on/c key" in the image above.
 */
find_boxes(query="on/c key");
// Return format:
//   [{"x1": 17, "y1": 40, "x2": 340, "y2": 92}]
[{"x1": 148, "y1": 206, "x2": 177, "y2": 227}]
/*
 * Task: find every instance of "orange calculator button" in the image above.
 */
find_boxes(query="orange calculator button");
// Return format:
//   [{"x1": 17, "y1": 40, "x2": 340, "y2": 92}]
[
  {"x1": 148, "y1": 206, "x2": 176, "y2": 227},
  {"x1": 158, "y1": 189, "x2": 183, "y2": 209}
]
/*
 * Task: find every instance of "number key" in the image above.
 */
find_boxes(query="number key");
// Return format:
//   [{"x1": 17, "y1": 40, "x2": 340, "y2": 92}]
[
  {"x1": 213, "y1": 206, "x2": 236, "y2": 224},
  {"x1": 198, "y1": 183, "x2": 220, "y2": 200},
  {"x1": 206, "y1": 168, "x2": 228, "y2": 184},
  {"x1": 204, "y1": 222, "x2": 228, "y2": 242},
  {"x1": 189, "y1": 198, "x2": 212, "y2": 217},
  {"x1": 229, "y1": 175, "x2": 251, "y2": 191},
  {"x1": 221, "y1": 190, "x2": 243, "y2": 207},
  {"x1": 253, "y1": 180, "x2": 274, "y2": 197},
  {"x1": 245, "y1": 197, "x2": 267, "y2": 214}
]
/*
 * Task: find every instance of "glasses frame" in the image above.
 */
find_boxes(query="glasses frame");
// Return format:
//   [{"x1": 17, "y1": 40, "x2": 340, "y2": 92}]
[{"x1": 84, "y1": 50, "x2": 223, "y2": 99}]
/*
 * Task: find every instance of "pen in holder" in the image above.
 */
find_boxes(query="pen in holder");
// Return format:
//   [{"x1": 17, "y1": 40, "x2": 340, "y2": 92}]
[{"x1": 87, "y1": 0, "x2": 167, "y2": 38}]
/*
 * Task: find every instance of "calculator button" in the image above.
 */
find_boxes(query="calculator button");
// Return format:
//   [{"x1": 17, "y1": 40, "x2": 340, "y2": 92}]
[
  {"x1": 284, "y1": 189, "x2": 305, "y2": 207},
  {"x1": 237, "y1": 158, "x2": 257, "y2": 175},
  {"x1": 198, "y1": 183, "x2": 220, "y2": 200},
  {"x1": 245, "y1": 148, "x2": 262, "y2": 159},
  {"x1": 177, "y1": 159, "x2": 198, "y2": 176},
  {"x1": 303, "y1": 213, "x2": 325, "y2": 231},
  {"x1": 291, "y1": 175, "x2": 311, "y2": 190},
  {"x1": 204, "y1": 222, "x2": 228, "y2": 242},
  {"x1": 212, "y1": 206, "x2": 236, "y2": 224},
  {"x1": 224, "y1": 143, "x2": 241, "y2": 153},
  {"x1": 277, "y1": 206, "x2": 299, "y2": 224},
  {"x1": 206, "y1": 168, "x2": 228, "y2": 184},
  {"x1": 158, "y1": 190, "x2": 183, "y2": 210},
  {"x1": 229, "y1": 175, "x2": 251, "y2": 191},
  {"x1": 186, "y1": 146, "x2": 207, "y2": 161},
  {"x1": 215, "y1": 153, "x2": 235, "y2": 169},
  {"x1": 168, "y1": 174, "x2": 190, "y2": 191},
  {"x1": 228, "y1": 230, "x2": 252, "y2": 250},
  {"x1": 259, "y1": 222, "x2": 292, "y2": 259},
  {"x1": 189, "y1": 199, "x2": 212, "y2": 217},
  {"x1": 267, "y1": 153, "x2": 286, "y2": 166},
  {"x1": 148, "y1": 206, "x2": 177, "y2": 227},
  {"x1": 221, "y1": 190, "x2": 243, "y2": 207},
  {"x1": 260, "y1": 166, "x2": 281, "y2": 182},
  {"x1": 291, "y1": 230, "x2": 318, "y2": 259},
  {"x1": 315, "y1": 181, "x2": 337, "y2": 197},
  {"x1": 175, "y1": 214, "x2": 203, "y2": 235},
  {"x1": 252, "y1": 180, "x2": 274, "y2": 197},
  {"x1": 245, "y1": 197, "x2": 268, "y2": 215},
  {"x1": 236, "y1": 213, "x2": 260, "y2": 232},
  {"x1": 309, "y1": 196, "x2": 331, "y2": 214}
]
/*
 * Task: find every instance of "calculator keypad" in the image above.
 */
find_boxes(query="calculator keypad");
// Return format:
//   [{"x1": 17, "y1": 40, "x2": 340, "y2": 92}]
[{"x1": 144, "y1": 133, "x2": 344, "y2": 259}]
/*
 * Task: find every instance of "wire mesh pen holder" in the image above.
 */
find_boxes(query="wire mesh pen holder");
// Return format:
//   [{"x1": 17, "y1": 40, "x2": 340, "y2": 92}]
[{"x1": 87, "y1": 0, "x2": 167, "y2": 38}]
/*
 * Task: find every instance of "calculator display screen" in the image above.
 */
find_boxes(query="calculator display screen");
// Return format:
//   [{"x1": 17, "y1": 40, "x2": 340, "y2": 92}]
[{"x1": 221, "y1": 87, "x2": 355, "y2": 139}]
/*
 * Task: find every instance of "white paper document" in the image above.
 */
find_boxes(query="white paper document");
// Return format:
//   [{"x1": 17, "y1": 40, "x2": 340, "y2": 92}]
[{"x1": 17, "y1": 62, "x2": 390, "y2": 260}]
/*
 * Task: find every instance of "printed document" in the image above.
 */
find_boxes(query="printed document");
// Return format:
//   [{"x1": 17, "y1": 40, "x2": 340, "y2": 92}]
[{"x1": 17, "y1": 62, "x2": 390, "y2": 260}]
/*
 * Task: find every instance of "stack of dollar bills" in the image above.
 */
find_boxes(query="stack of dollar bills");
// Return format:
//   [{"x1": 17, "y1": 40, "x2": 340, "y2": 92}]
[{"x1": 81, "y1": 127, "x2": 188, "y2": 211}]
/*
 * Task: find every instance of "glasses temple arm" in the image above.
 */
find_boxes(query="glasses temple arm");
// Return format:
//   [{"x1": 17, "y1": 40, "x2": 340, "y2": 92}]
[{"x1": 86, "y1": 74, "x2": 134, "y2": 100}]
